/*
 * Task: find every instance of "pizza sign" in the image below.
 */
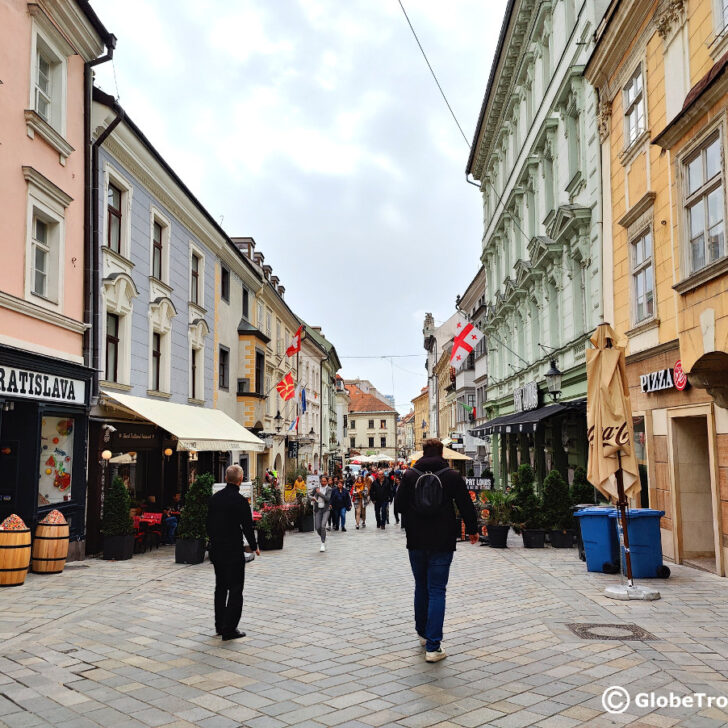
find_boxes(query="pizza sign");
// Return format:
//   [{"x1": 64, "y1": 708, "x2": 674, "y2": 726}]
[{"x1": 640, "y1": 361, "x2": 689, "y2": 394}]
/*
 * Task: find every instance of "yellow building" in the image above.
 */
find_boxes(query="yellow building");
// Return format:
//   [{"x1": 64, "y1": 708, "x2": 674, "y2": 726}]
[
  {"x1": 586, "y1": 0, "x2": 728, "y2": 575},
  {"x1": 433, "y1": 346, "x2": 455, "y2": 443},
  {"x1": 411, "y1": 387, "x2": 429, "y2": 452}
]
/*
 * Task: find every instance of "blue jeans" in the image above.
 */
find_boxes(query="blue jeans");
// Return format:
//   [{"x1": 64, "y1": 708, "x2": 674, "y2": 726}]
[
  {"x1": 407, "y1": 549, "x2": 454, "y2": 652},
  {"x1": 375, "y1": 501, "x2": 388, "y2": 526},
  {"x1": 163, "y1": 516, "x2": 178, "y2": 544},
  {"x1": 332, "y1": 507, "x2": 347, "y2": 529}
]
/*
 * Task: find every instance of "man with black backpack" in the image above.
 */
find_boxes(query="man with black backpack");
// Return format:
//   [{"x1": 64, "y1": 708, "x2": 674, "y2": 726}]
[{"x1": 394, "y1": 438, "x2": 479, "y2": 663}]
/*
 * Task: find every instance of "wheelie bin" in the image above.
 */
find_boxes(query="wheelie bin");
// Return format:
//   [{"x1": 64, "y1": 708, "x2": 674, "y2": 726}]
[
  {"x1": 574, "y1": 507, "x2": 620, "y2": 573},
  {"x1": 609, "y1": 509, "x2": 670, "y2": 578}
]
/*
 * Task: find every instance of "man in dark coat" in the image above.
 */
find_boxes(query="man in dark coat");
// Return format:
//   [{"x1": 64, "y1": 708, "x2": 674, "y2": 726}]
[
  {"x1": 370, "y1": 471, "x2": 392, "y2": 529},
  {"x1": 394, "y1": 438, "x2": 479, "y2": 662},
  {"x1": 206, "y1": 465, "x2": 259, "y2": 641}
]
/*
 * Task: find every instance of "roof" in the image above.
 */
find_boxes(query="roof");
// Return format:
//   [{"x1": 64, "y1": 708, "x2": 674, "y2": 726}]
[
  {"x1": 237, "y1": 319, "x2": 270, "y2": 343},
  {"x1": 401, "y1": 411, "x2": 415, "y2": 423},
  {"x1": 346, "y1": 383, "x2": 396, "y2": 414},
  {"x1": 302, "y1": 324, "x2": 342, "y2": 371},
  {"x1": 77, "y1": 0, "x2": 115, "y2": 46}
]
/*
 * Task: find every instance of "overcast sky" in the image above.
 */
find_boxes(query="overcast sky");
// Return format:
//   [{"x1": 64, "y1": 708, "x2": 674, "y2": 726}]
[{"x1": 92, "y1": 0, "x2": 507, "y2": 413}]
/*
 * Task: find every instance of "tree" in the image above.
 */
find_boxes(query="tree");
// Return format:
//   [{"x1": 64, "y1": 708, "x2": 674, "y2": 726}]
[
  {"x1": 511, "y1": 464, "x2": 544, "y2": 531},
  {"x1": 570, "y1": 466, "x2": 598, "y2": 505},
  {"x1": 102, "y1": 476, "x2": 134, "y2": 536},
  {"x1": 177, "y1": 472, "x2": 214, "y2": 541},
  {"x1": 542, "y1": 469, "x2": 572, "y2": 531}
]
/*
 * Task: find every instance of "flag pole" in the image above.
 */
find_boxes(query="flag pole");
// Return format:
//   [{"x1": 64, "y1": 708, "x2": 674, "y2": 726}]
[{"x1": 296, "y1": 349, "x2": 300, "y2": 473}]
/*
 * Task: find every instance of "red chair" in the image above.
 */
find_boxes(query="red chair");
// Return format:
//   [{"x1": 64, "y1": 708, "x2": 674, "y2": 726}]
[{"x1": 141, "y1": 512, "x2": 163, "y2": 549}]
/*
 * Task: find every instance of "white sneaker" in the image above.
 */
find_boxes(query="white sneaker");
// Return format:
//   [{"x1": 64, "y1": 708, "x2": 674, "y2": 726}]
[
  {"x1": 418, "y1": 635, "x2": 427, "y2": 647},
  {"x1": 320, "y1": 543, "x2": 326, "y2": 552},
  {"x1": 425, "y1": 647, "x2": 447, "y2": 663}
]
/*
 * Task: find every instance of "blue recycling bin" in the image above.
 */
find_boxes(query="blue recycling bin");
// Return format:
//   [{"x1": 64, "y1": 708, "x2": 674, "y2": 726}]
[
  {"x1": 609, "y1": 509, "x2": 670, "y2": 578},
  {"x1": 575, "y1": 507, "x2": 620, "y2": 573}
]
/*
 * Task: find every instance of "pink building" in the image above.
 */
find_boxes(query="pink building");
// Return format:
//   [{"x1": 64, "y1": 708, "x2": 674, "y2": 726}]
[{"x1": 0, "y1": 0, "x2": 113, "y2": 554}]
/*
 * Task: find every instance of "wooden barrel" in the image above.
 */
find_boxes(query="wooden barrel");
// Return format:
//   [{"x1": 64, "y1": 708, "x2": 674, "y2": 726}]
[
  {"x1": 32, "y1": 522, "x2": 69, "y2": 574},
  {"x1": 0, "y1": 529, "x2": 31, "y2": 586}
]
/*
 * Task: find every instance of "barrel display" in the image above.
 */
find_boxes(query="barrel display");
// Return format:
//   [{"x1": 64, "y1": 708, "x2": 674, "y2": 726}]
[
  {"x1": 32, "y1": 510, "x2": 69, "y2": 574},
  {"x1": 0, "y1": 515, "x2": 31, "y2": 587}
]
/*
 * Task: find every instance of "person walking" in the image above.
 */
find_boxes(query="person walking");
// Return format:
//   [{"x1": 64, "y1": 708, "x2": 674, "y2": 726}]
[
  {"x1": 330, "y1": 480, "x2": 352, "y2": 531},
  {"x1": 310, "y1": 475, "x2": 332, "y2": 552},
  {"x1": 371, "y1": 471, "x2": 392, "y2": 529},
  {"x1": 392, "y1": 474, "x2": 403, "y2": 527},
  {"x1": 206, "y1": 465, "x2": 260, "y2": 641},
  {"x1": 394, "y1": 438, "x2": 479, "y2": 662},
  {"x1": 352, "y1": 475, "x2": 368, "y2": 529}
]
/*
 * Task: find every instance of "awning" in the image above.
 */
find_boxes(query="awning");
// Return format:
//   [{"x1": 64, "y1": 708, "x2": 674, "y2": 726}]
[
  {"x1": 100, "y1": 390, "x2": 265, "y2": 452},
  {"x1": 474, "y1": 400, "x2": 586, "y2": 436},
  {"x1": 411, "y1": 446, "x2": 472, "y2": 462}
]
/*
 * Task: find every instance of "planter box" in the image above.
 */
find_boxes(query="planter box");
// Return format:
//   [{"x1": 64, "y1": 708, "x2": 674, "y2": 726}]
[
  {"x1": 175, "y1": 538, "x2": 206, "y2": 564},
  {"x1": 522, "y1": 529, "x2": 546, "y2": 548},
  {"x1": 487, "y1": 524, "x2": 510, "y2": 548},
  {"x1": 103, "y1": 534, "x2": 134, "y2": 561},
  {"x1": 298, "y1": 512, "x2": 314, "y2": 532},
  {"x1": 550, "y1": 529, "x2": 575, "y2": 549},
  {"x1": 258, "y1": 530, "x2": 284, "y2": 551}
]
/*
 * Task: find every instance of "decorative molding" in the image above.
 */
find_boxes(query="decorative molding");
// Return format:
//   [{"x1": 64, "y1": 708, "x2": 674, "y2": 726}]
[
  {"x1": 597, "y1": 97, "x2": 612, "y2": 142},
  {"x1": 624, "y1": 338, "x2": 679, "y2": 365},
  {"x1": 619, "y1": 128, "x2": 651, "y2": 167},
  {"x1": 673, "y1": 256, "x2": 728, "y2": 295},
  {"x1": 146, "y1": 389, "x2": 171, "y2": 399},
  {"x1": 0, "y1": 290, "x2": 87, "y2": 334},
  {"x1": 626, "y1": 316, "x2": 661, "y2": 339},
  {"x1": 99, "y1": 380, "x2": 132, "y2": 392},
  {"x1": 24, "y1": 110, "x2": 74, "y2": 164},
  {"x1": 28, "y1": 0, "x2": 105, "y2": 61},
  {"x1": 22, "y1": 166, "x2": 72, "y2": 208},
  {"x1": 656, "y1": 0, "x2": 685, "y2": 40},
  {"x1": 618, "y1": 191, "x2": 657, "y2": 229}
]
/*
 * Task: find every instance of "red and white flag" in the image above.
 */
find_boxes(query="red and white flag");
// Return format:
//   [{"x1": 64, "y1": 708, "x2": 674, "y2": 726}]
[
  {"x1": 276, "y1": 372, "x2": 296, "y2": 401},
  {"x1": 286, "y1": 325, "x2": 303, "y2": 357},
  {"x1": 451, "y1": 316, "x2": 484, "y2": 370}
]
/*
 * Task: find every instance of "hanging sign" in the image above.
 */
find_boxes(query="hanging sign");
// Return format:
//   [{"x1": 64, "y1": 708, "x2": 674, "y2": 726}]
[
  {"x1": 640, "y1": 361, "x2": 689, "y2": 394},
  {"x1": 0, "y1": 365, "x2": 85, "y2": 405},
  {"x1": 513, "y1": 381, "x2": 539, "y2": 412}
]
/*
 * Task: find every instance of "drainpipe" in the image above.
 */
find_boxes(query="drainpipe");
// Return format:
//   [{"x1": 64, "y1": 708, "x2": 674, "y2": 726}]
[{"x1": 83, "y1": 32, "x2": 117, "y2": 394}]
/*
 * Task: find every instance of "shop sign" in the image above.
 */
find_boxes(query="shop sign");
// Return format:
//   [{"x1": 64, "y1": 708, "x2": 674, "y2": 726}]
[
  {"x1": 640, "y1": 361, "x2": 689, "y2": 394},
  {"x1": 107, "y1": 424, "x2": 160, "y2": 450},
  {"x1": 0, "y1": 365, "x2": 85, "y2": 405},
  {"x1": 287, "y1": 440, "x2": 299, "y2": 459},
  {"x1": 513, "y1": 381, "x2": 538, "y2": 412},
  {"x1": 466, "y1": 477, "x2": 492, "y2": 490}
]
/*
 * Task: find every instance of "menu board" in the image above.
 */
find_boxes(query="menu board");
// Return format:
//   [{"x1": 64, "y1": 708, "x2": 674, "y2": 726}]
[{"x1": 38, "y1": 416, "x2": 74, "y2": 506}]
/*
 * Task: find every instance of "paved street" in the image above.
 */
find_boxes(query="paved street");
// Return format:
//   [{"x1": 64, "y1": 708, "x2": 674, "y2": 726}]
[{"x1": 2, "y1": 518, "x2": 728, "y2": 728}]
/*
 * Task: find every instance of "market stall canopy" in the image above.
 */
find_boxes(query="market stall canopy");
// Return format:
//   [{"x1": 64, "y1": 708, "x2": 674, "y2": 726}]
[
  {"x1": 100, "y1": 390, "x2": 265, "y2": 453},
  {"x1": 410, "y1": 446, "x2": 472, "y2": 462}
]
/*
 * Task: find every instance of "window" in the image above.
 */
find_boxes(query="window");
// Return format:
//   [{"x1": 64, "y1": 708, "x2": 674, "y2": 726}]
[
  {"x1": 152, "y1": 221, "x2": 163, "y2": 280},
  {"x1": 368, "y1": 437, "x2": 374, "y2": 448},
  {"x1": 151, "y1": 333, "x2": 161, "y2": 391},
  {"x1": 30, "y1": 28, "x2": 66, "y2": 135},
  {"x1": 242, "y1": 287, "x2": 250, "y2": 320},
  {"x1": 257, "y1": 301, "x2": 264, "y2": 328},
  {"x1": 255, "y1": 350, "x2": 265, "y2": 395},
  {"x1": 380, "y1": 437, "x2": 387, "y2": 448},
  {"x1": 237, "y1": 378, "x2": 250, "y2": 395},
  {"x1": 266, "y1": 309, "x2": 272, "y2": 336},
  {"x1": 349, "y1": 419, "x2": 355, "y2": 429},
  {"x1": 191, "y1": 253, "x2": 200, "y2": 303},
  {"x1": 106, "y1": 313, "x2": 119, "y2": 382},
  {"x1": 221, "y1": 265, "x2": 230, "y2": 302},
  {"x1": 107, "y1": 184, "x2": 122, "y2": 253},
  {"x1": 624, "y1": 65, "x2": 645, "y2": 147},
  {"x1": 189, "y1": 348, "x2": 197, "y2": 399},
  {"x1": 368, "y1": 419, "x2": 374, "y2": 429},
  {"x1": 380, "y1": 419, "x2": 386, "y2": 429},
  {"x1": 219, "y1": 346, "x2": 229, "y2": 389},
  {"x1": 631, "y1": 231, "x2": 654, "y2": 323},
  {"x1": 350, "y1": 437, "x2": 356, "y2": 449},
  {"x1": 35, "y1": 49, "x2": 52, "y2": 122},
  {"x1": 31, "y1": 217, "x2": 49, "y2": 298},
  {"x1": 684, "y1": 133, "x2": 724, "y2": 274},
  {"x1": 276, "y1": 319, "x2": 282, "y2": 356}
]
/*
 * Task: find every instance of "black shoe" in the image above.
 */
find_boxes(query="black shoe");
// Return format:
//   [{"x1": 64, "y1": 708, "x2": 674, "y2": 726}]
[
  {"x1": 362, "y1": 523, "x2": 366, "y2": 528},
  {"x1": 341, "y1": 527, "x2": 346, "y2": 532},
  {"x1": 221, "y1": 630, "x2": 246, "y2": 641}
]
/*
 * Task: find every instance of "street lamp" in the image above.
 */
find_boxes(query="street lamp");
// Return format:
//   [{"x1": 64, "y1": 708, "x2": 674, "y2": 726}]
[
  {"x1": 545, "y1": 360, "x2": 562, "y2": 402},
  {"x1": 274, "y1": 410, "x2": 283, "y2": 433}
]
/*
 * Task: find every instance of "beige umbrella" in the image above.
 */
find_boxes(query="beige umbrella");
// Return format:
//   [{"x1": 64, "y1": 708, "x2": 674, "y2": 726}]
[
  {"x1": 410, "y1": 447, "x2": 472, "y2": 463},
  {"x1": 586, "y1": 323, "x2": 659, "y2": 600}
]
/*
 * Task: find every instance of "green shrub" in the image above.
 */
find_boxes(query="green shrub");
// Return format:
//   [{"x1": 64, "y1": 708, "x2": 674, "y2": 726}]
[
  {"x1": 485, "y1": 489, "x2": 514, "y2": 525},
  {"x1": 570, "y1": 466, "x2": 597, "y2": 505},
  {"x1": 177, "y1": 472, "x2": 214, "y2": 541},
  {"x1": 542, "y1": 469, "x2": 572, "y2": 531},
  {"x1": 511, "y1": 464, "x2": 544, "y2": 531},
  {"x1": 102, "y1": 476, "x2": 134, "y2": 536}
]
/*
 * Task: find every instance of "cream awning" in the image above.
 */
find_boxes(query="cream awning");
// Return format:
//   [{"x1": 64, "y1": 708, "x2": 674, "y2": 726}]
[
  {"x1": 411, "y1": 446, "x2": 472, "y2": 462},
  {"x1": 101, "y1": 390, "x2": 265, "y2": 453}
]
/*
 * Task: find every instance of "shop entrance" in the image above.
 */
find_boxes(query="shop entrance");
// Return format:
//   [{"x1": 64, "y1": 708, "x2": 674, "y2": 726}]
[{"x1": 672, "y1": 415, "x2": 718, "y2": 573}]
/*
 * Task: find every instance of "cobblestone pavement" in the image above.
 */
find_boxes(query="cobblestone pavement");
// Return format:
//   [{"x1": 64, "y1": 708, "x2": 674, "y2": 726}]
[{"x1": 2, "y1": 515, "x2": 728, "y2": 728}]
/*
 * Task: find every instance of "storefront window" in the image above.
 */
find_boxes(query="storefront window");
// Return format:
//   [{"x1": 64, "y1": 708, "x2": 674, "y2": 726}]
[
  {"x1": 38, "y1": 416, "x2": 74, "y2": 506},
  {"x1": 633, "y1": 416, "x2": 649, "y2": 508}
]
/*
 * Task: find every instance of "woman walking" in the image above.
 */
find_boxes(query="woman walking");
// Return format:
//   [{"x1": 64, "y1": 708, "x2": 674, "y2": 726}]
[
  {"x1": 331, "y1": 480, "x2": 352, "y2": 531},
  {"x1": 311, "y1": 475, "x2": 332, "y2": 552},
  {"x1": 352, "y1": 475, "x2": 369, "y2": 529}
]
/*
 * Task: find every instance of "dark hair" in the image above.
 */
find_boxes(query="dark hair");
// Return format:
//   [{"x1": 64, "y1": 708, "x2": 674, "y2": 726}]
[{"x1": 422, "y1": 438, "x2": 443, "y2": 457}]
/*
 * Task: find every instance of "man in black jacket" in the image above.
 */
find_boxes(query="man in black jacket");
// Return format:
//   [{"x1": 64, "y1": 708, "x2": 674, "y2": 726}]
[
  {"x1": 370, "y1": 471, "x2": 392, "y2": 529},
  {"x1": 394, "y1": 439, "x2": 479, "y2": 662},
  {"x1": 206, "y1": 465, "x2": 259, "y2": 641}
]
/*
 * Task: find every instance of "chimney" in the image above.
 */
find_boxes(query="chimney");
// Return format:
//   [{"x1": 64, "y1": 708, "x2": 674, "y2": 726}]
[
  {"x1": 253, "y1": 251, "x2": 264, "y2": 267},
  {"x1": 231, "y1": 236, "x2": 255, "y2": 259},
  {"x1": 277, "y1": 285, "x2": 285, "y2": 298},
  {"x1": 270, "y1": 275, "x2": 279, "y2": 287},
  {"x1": 262, "y1": 264, "x2": 272, "y2": 280},
  {"x1": 312, "y1": 326, "x2": 322, "y2": 334}
]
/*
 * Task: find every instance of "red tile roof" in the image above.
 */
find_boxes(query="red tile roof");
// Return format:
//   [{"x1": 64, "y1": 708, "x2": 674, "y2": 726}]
[{"x1": 346, "y1": 383, "x2": 395, "y2": 413}]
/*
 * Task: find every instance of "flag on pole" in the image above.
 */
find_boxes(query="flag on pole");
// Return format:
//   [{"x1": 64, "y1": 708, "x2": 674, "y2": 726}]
[
  {"x1": 300, "y1": 387, "x2": 307, "y2": 413},
  {"x1": 288, "y1": 416, "x2": 299, "y2": 432},
  {"x1": 286, "y1": 325, "x2": 303, "y2": 357},
  {"x1": 451, "y1": 316, "x2": 484, "y2": 370},
  {"x1": 460, "y1": 402, "x2": 476, "y2": 419},
  {"x1": 276, "y1": 372, "x2": 296, "y2": 401}
]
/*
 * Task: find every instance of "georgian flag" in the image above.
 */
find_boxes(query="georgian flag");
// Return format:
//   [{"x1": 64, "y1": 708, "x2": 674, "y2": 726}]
[
  {"x1": 450, "y1": 316, "x2": 484, "y2": 370},
  {"x1": 286, "y1": 325, "x2": 303, "y2": 357}
]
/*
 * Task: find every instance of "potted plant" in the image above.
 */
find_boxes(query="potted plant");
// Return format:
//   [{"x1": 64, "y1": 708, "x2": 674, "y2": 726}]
[
  {"x1": 543, "y1": 470, "x2": 574, "y2": 548},
  {"x1": 570, "y1": 466, "x2": 598, "y2": 506},
  {"x1": 175, "y1": 472, "x2": 213, "y2": 564},
  {"x1": 295, "y1": 488, "x2": 314, "y2": 532},
  {"x1": 102, "y1": 476, "x2": 135, "y2": 560},
  {"x1": 485, "y1": 489, "x2": 513, "y2": 548},
  {"x1": 255, "y1": 482, "x2": 289, "y2": 549},
  {"x1": 511, "y1": 464, "x2": 546, "y2": 548}
]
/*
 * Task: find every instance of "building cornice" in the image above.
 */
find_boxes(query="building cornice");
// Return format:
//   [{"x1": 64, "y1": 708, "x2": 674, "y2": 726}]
[{"x1": 0, "y1": 290, "x2": 88, "y2": 334}]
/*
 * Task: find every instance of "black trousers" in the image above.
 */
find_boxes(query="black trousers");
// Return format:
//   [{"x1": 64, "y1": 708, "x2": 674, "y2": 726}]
[{"x1": 213, "y1": 559, "x2": 245, "y2": 636}]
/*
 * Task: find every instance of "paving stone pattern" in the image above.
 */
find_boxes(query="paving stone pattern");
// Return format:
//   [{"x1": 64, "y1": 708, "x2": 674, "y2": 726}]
[{"x1": 1, "y1": 517, "x2": 728, "y2": 727}]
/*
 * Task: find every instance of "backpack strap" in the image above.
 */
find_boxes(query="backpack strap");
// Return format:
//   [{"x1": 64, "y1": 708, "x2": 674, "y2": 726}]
[{"x1": 434, "y1": 467, "x2": 451, "y2": 476}]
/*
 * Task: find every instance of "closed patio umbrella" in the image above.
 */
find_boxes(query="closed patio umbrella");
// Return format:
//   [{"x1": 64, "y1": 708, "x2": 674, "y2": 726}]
[{"x1": 586, "y1": 323, "x2": 659, "y2": 601}]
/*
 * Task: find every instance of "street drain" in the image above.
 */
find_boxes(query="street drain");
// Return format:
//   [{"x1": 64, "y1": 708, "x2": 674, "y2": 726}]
[{"x1": 566, "y1": 623, "x2": 656, "y2": 641}]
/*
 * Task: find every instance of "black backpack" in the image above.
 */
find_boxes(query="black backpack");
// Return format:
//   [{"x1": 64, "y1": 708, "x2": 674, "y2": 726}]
[{"x1": 409, "y1": 466, "x2": 449, "y2": 516}]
